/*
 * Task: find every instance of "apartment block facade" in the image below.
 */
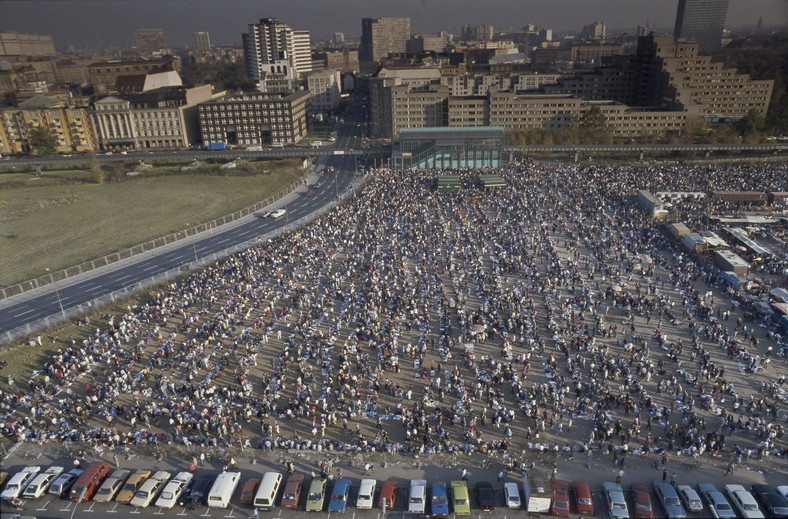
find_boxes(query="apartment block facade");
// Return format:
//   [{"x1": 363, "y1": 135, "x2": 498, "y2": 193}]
[
  {"x1": 198, "y1": 90, "x2": 310, "y2": 146},
  {"x1": 308, "y1": 69, "x2": 342, "y2": 111},
  {"x1": 243, "y1": 18, "x2": 312, "y2": 84},
  {"x1": 0, "y1": 95, "x2": 96, "y2": 155},
  {"x1": 360, "y1": 18, "x2": 411, "y2": 65}
]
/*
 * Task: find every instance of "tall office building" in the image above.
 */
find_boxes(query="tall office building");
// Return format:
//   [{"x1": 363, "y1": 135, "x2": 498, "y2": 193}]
[
  {"x1": 243, "y1": 18, "x2": 312, "y2": 82},
  {"x1": 360, "y1": 18, "x2": 410, "y2": 64},
  {"x1": 673, "y1": 0, "x2": 729, "y2": 49},
  {"x1": 135, "y1": 28, "x2": 165, "y2": 55},
  {"x1": 194, "y1": 31, "x2": 211, "y2": 52}
]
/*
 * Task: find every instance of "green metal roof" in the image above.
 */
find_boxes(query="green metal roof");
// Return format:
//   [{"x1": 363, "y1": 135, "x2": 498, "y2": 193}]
[{"x1": 399, "y1": 126, "x2": 505, "y2": 135}]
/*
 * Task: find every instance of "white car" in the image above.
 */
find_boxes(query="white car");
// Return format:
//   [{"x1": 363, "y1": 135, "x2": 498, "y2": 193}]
[
  {"x1": 778, "y1": 486, "x2": 788, "y2": 502},
  {"x1": 271, "y1": 209, "x2": 287, "y2": 219},
  {"x1": 356, "y1": 478, "x2": 376, "y2": 509},
  {"x1": 130, "y1": 470, "x2": 171, "y2": 508},
  {"x1": 22, "y1": 466, "x2": 64, "y2": 499},
  {"x1": 155, "y1": 471, "x2": 193, "y2": 509},
  {"x1": 504, "y1": 482, "x2": 521, "y2": 509},
  {"x1": 724, "y1": 484, "x2": 765, "y2": 519},
  {"x1": 677, "y1": 485, "x2": 704, "y2": 513},
  {"x1": 49, "y1": 468, "x2": 83, "y2": 497},
  {"x1": 1, "y1": 466, "x2": 41, "y2": 500}
]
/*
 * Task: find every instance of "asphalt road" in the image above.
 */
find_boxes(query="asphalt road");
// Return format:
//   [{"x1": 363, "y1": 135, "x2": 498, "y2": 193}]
[{"x1": 0, "y1": 92, "x2": 369, "y2": 342}]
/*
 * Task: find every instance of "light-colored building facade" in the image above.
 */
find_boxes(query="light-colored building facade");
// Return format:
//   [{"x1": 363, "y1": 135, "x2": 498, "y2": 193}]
[
  {"x1": 0, "y1": 95, "x2": 96, "y2": 155},
  {"x1": 243, "y1": 18, "x2": 312, "y2": 84},
  {"x1": 90, "y1": 84, "x2": 213, "y2": 150},
  {"x1": 198, "y1": 90, "x2": 310, "y2": 146},
  {"x1": 195, "y1": 32, "x2": 211, "y2": 52},
  {"x1": 0, "y1": 31, "x2": 55, "y2": 56},
  {"x1": 308, "y1": 69, "x2": 342, "y2": 111},
  {"x1": 135, "y1": 29, "x2": 166, "y2": 56},
  {"x1": 360, "y1": 18, "x2": 411, "y2": 65}
]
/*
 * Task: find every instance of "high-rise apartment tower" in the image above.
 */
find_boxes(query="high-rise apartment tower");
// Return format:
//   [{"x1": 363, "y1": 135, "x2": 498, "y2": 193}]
[{"x1": 673, "y1": 0, "x2": 729, "y2": 49}]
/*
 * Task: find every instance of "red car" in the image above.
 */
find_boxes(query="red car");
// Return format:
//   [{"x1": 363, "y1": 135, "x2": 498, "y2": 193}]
[
  {"x1": 551, "y1": 480, "x2": 571, "y2": 517},
  {"x1": 630, "y1": 483, "x2": 654, "y2": 519},
  {"x1": 573, "y1": 480, "x2": 594, "y2": 515}
]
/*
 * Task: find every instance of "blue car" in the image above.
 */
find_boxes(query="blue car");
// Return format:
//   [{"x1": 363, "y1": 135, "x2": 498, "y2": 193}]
[
  {"x1": 698, "y1": 483, "x2": 737, "y2": 519},
  {"x1": 653, "y1": 480, "x2": 687, "y2": 519},
  {"x1": 327, "y1": 478, "x2": 351, "y2": 513},
  {"x1": 431, "y1": 482, "x2": 450, "y2": 517}
]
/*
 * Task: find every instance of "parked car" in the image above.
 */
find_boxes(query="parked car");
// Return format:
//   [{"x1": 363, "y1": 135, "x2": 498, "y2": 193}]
[
  {"x1": 408, "y1": 479, "x2": 427, "y2": 514},
  {"x1": 698, "y1": 483, "x2": 737, "y2": 519},
  {"x1": 49, "y1": 468, "x2": 83, "y2": 498},
  {"x1": 156, "y1": 472, "x2": 193, "y2": 509},
  {"x1": 94, "y1": 469, "x2": 130, "y2": 503},
  {"x1": 130, "y1": 470, "x2": 170, "y2": 508},
  {"x1": 551, "y1": 480, "x2": 570, "y2": 517},
  {"x1": 603, "y1": 481, "x2": 630, "y2": 519},
  {"x1": 431, "y1": 482, "x2": 450, "y2": 516},
  {"x1": 305, "y1": 477, "x2": 327, "y2": 512},
  {"x1": 451, "y1": 480, "x2": 470, "y2": 516},
  {"x1": 280, "y1": 473, "x2": 304, "y2": 509},
  {"x1": 751, "y1": 484, "x2": 788, "y2": 519},
  {"x1": 116, "y1": 469, "x2": 151, "y2": 504},
  {"x1": 630, "y1": 483, "x2": 654, "y2": 519},
  {"x1": 677, "y1": 485, "x2": 704, "y2": 513},
  {"x1": 478, "y1": 480, "x2": 495, "y2": 511},
  {"x1": 379, "y1": 479, "x2": 398, "y2": 510},
  {"x1": 239, "y1": 477, "x2": 260, "y2": 505},
  {"x1": 724, "y1": 484, "x2": 765, "y2": 519},
  {"x1": 22, "y1": 466, "x2": 63, "y2": 499},
  {"x1": 504, "y1": 482, "x2": 521, "y2": 509},
  {"x1": 180, "y1": 474, "x2": 216, "y2": 506},
  {"x1": 1, "y1": 466, "x2": 40, "y2": 500},
  {"x1": 356, "y1": 478, "x2": 376, "y2": 510},
  {"x1": 572, "y1": 480, "x2": 594, "y2": 515},
  {"x1": 653, "y1": 480, "x2": 686, "y2": 519},
  {"x1": 327, "y1": 478, "x2": 351, "y2": 513}
]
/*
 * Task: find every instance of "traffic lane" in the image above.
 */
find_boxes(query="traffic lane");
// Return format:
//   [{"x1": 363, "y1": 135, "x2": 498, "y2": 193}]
[{"x1": 0, "y1": 168, "x2": 358, "y2": 332}]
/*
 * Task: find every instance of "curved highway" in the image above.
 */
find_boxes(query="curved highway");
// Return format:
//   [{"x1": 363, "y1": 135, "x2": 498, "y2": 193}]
[{"x1": 0, "y1": 89, "x2": 370, "y2": 343}]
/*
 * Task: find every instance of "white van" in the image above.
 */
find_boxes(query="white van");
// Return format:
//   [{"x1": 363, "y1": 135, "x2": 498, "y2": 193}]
[
  {"x1": 408, "y1": 479, "x2": 427, "y2": 514},
  {"x1": 254, "y1": 472, "x2": 283, "y2": 510},
  {"x1": 207, "y1": 471, "x2": 241, "y2": 509}
]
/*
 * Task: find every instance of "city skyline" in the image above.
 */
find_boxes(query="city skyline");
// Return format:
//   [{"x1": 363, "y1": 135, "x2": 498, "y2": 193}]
[{"x1": 1, "y1": 0, "x2": 786, "y2": 51}]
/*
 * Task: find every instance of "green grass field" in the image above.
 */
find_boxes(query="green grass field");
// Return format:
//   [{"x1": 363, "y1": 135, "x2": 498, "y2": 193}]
[{"x1": 0, "y1": 158, "x2": 304, "y2": 287}]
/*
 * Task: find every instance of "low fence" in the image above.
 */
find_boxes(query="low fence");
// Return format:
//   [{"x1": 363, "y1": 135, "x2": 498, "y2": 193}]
[
  {"x1": 1, "y1": 174, "x2": 308, "y2": 300},
  {"x1": 0, "y1": 176, "x2": 369, "y2": 346}
]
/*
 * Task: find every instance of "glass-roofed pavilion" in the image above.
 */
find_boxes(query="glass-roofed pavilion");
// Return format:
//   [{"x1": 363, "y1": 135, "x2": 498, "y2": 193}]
[{"x1": 391, "y1": 126, "x2": 505, "y2": 170}]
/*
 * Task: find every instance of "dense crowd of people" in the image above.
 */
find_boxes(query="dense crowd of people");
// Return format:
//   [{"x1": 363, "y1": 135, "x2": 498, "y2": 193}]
[{"x1": 1, "y1": 160, "x2": 786, "y2": 471}]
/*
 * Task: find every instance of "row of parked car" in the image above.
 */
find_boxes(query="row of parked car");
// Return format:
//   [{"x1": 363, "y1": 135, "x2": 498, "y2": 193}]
[
  {"x1": 3, "y1": 464, "x2": 788, "y2": 518},
  {"x1": 600, "y1": 480, "x2": 788, "y2": 519},
  {"x1": 0, "y1": 463, "x2": 237, "y2": 509}
]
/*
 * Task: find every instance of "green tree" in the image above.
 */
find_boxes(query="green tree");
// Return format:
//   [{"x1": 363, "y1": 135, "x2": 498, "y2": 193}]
[
  {"x1": 735, "y1": 109, "x2": 765, "y2": 142},
  {"x1": 29, "y1": 125, "x2": 58, "y2": 156},
  {"x1": 579, "y1": 106, "x2": 606, "y2": 130},
  {"x1": 89, "y1": 152, "x2": 104, "y2": 184}
]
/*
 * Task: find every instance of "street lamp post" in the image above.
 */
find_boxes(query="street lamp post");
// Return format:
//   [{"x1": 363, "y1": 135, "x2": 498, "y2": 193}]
[
  {"x1": 70, "y1": 486, "x2": 88, "y2": 519},
  {"x1": 46, "y1": 268, "x2": 66, "y2": 317}
]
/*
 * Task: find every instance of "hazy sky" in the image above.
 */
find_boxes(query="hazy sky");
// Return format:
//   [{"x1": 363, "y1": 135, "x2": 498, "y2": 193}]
[{"x1": 1, "y1": 0, "x2": 786, "y2": 50}]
